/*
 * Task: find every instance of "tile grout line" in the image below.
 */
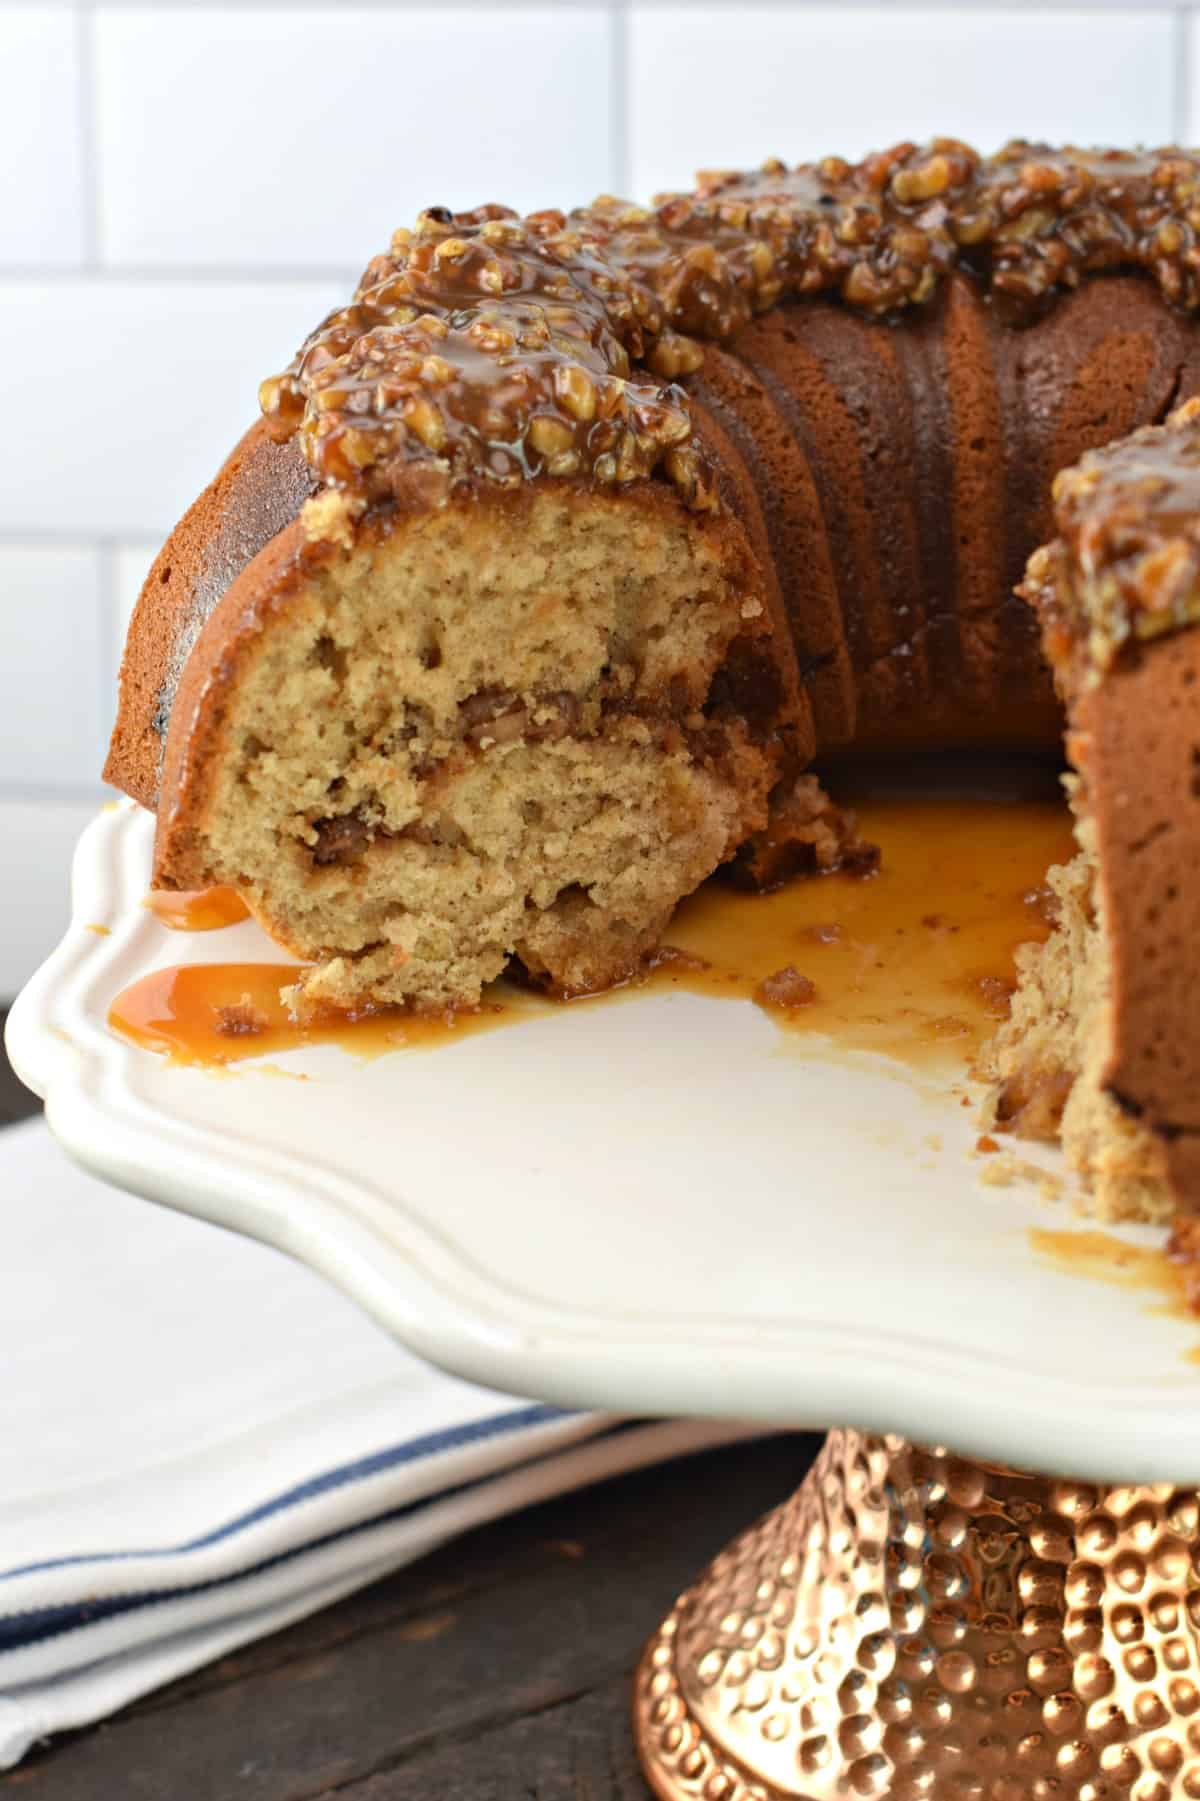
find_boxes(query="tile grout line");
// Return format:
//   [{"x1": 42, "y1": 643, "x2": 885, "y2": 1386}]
[
  {"x1": 611, "y1": 0, "x2": 631, "y2": 198},
  {"x1": 1175, "y1": 6, "x2": 1194, "y2": 142},
  {"x1": 75, "y1": 0, "x2": 102, "y2": 270},
  {"x1": 3, "y1": 1, "x2": 1188, "y2": 9},
  {"x1": 0, "y1": 533, "x2": 154, "y2": 547},
  {"x1": 97, "y1": 541, "x2": 121, "y2": 756},
  {"x1": 0, "y1": 784, "x2": 108, "y2": 806},
  {"x1": 0, "y1": 266, "x2": 360, "y2": 286},
  {"x1": 5, "y1": 1, "x2": 1188, "y2": 8},
  {"x1": 0, "y1": 531, "x2": 160, "y2": 552}
]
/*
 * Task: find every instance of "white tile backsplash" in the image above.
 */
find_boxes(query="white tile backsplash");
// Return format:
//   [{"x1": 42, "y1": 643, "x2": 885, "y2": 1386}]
[
  {"x1": 629, "y1": 7, "x2": 1177, "y2": 197},
  {"x1": 0, "y1": 801, "x2": 105, "y2": 1000},
  {"x1": 1183, "y1": 14, "x2": 1200, "y2": 141},
  {"x1": 114, "y1": 542, "x2": 159, "y2": 653},
  {"x1": 0, "y1": 279, "x2": 342, "y2": 539},
  {"x1": 0, "y1": 9, "x2": 86, "y2": 268},
  {"x1": 2, "y1": 0, "x2": 1198, "y2": 997},
  {"x1": 95, "y1": 7, "x2": 616, "y2": 270},
  {"x1": 0, "y1": 548, "x2": 106, "y2": 791}
]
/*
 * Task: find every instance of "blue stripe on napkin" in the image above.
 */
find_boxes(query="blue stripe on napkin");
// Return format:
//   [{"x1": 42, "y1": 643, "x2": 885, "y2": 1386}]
[
  {"x1": 2, "y1": 1403, "x2": 570, "y2": 1585},
  {"x1": 0, "y1": 1415, "x2": 644, "y2": 1656}
]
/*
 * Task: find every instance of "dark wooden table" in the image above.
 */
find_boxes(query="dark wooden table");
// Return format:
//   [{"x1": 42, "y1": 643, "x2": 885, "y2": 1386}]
[{"x1": 0, "y1": 1013, "x2": 819, "y2": 1799}]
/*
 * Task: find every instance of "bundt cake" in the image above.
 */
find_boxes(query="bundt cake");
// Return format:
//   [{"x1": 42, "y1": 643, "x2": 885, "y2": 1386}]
[
  {"x1": 985, "y1": 396, "x2": 1200, "y2": 1221},
  {"x1": 104, "y1": 140, "x2": 1200, "y2": 1217}
]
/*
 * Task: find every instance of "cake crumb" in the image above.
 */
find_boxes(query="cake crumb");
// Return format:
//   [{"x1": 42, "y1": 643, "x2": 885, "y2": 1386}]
[
  {"x1": 975, "y1": 975, "x2": 1015, "y2": 1018},
  {"x1": 215, "y1": 997, "x2": 268, "y2": 1038},
  {"x1": 649, "y1": 945, "x2": 711, "y2": 977},
  {"x1": 755, "y1": 966, "x2": 817, "y2": 1011},
  {"x1": 977, "y1": 1148, "x2": 1064, "y2": 1202},
  {"x1": 254, "y1": 1063, "x2": 311, "y2": 1082},
  {"x1": 301, "y1": 489, "x2": 365, "y2": 549},
  {"x1": 921, "y1": 913, "x2": 960, "y2": 934},
  {"x1": 1167, "y1": 1215, "x2": 1200, "y2": 1312}
]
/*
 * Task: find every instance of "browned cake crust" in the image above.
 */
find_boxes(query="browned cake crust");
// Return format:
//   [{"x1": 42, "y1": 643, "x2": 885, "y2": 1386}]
[
  {"x1": 104, "y1": 139, "x2": 1200, "y2": 1212},
  {"x1": 260, "y1": 141, "x2": 1200, "y2": 505},
  {"x1": 1087, "y1": 630, "x2": 1200, "y2": 1197},
  {"x1": 104, "y1": 421, "x2": 314, "y2": 810},
  {"x1": 152, "y1": 471, "x2": 799, "y2": 888},
  {"x1": 1011, "y1": 402, "x2": 1200, "y2": 1201},
  {"x1": 109, "y1": 272, "x2": 1200, "y2": 814}
]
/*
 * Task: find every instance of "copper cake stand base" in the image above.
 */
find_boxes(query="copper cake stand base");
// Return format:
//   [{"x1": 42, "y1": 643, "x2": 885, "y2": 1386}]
[{"x1": 634, "y1": 1429, "x2": 1200, "y2": 1800}]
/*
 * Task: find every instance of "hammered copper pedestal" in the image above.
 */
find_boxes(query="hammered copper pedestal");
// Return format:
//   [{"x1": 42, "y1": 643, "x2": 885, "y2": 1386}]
[{"x1": 634, "y1": 1429, "x2": 1200, "y2": 1801}]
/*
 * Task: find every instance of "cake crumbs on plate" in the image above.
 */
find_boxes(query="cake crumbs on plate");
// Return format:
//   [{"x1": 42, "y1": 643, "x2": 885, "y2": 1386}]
[{"x1": 976, "y1": 1147, "x2": 1064, "y2": 1202}]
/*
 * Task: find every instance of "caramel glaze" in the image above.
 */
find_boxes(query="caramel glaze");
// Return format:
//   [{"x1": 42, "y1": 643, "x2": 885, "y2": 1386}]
[
  {"x1": 107, "y1": 189, "x2": 1200, "y2": 821},
  {"x1": 107, "y1": 963, "x2": 546, "y2": 1067},
  {"x1": 1030, "y1": 1227, "x2": 1200, "y2": 1339},
  {"x1": 259, "y1": 142, "x2": 1200, "y2": 517},
  {"x1": 1021, "y1": 421, "x2": 1200, "y2": 1202},
  {"x1": 109, "y1": 790, "x2": 1073, "y2": 1073},
  {"x1": 145, "y1": 885, "x2": 250, "y2": 931},
  {"x1": 1026, "y1": 394, "x2": 1200, "y2": 666},
  {"x1": 653, "y1": 792, "x2": 1073, "y2": 1069}
]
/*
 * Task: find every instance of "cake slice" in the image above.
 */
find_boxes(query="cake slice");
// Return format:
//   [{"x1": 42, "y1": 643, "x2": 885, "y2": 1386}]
[
  {"x1": 102, "y1": 150, "x2": 1200, "y2": 1224},
  {"x1": 984, "y1": 398, "x2": 1200, "y2": 1220},
  {"x1": 138, "y1": 474, "x2": 821, "y2": 1017}
]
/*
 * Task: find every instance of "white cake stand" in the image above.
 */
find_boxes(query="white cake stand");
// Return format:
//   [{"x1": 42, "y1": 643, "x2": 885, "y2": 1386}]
[{"x1": 10, "y1": 800, "x2": 1200, "y2": 1800}]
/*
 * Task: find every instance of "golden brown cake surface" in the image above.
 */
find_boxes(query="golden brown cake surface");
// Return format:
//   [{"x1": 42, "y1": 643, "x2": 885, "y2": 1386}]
[
  {"x1": 104, "y1": 139, "x2": 1200, "y2": 1217},
  {"x1": 999, "y1": 400, "x2": 1200, "y2": 1211},
  {"x1": 1034, "y1": 395, "x2": 1200, "y2": 664},
  {"x1": 258, "y1": 143, "x2": 1200, "y2": 513}
]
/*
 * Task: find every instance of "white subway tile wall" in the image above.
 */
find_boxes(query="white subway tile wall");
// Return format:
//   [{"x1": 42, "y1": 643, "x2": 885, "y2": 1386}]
[
  {"x1": 628, "y1": 9, "x2": 1179, "y2": 195},
  {"x1": 0, "y1": 0, "x2": 1190, "y2": 994},
  {"x1": 94, "y1": 8, "x2": 617, "y2": 268},
  {"x1": 0, "y1": 279, "x2": 346, "y2": 538},
  {"x1": 1, "y1": 9, "x2": 87, "y2": 268},
  {"x1": 0, "y1": 549, "x2": 107, "y2": 790}
]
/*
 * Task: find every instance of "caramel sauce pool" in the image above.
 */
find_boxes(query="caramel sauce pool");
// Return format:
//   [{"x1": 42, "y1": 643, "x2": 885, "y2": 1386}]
[
  {"x1": 1029, "y1": 1227, "x2": 1200, "y2": 1348},
  {"x1": 107, "y1": 963, "x2": 543, "y2": 1067},
  {"x1": 109, "y1": 793, "x2": 1074, "y2": 1070},
  {"x1": 145, "y1": 885, "x2": 251, "y2": 931},
  {"x1": 655, "y1": 795, "x2": 1073, "y2": 1068}
]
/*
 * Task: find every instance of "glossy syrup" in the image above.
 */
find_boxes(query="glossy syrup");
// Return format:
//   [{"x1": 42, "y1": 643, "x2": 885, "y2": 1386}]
[
  {"x1": 107, "y1": 962, "x2": 545, "y2": 1067},
  {"x1": 651, "y1": 794, "x2": 1073, "y2": 1070},
  {"x1": 109, "y1": 792, "x2": 1074, "y2": 1071},
  {"x1": 1029, "y1": 1227, "x2": 1200, "y2": 1347},
  {"x1": 145, "y1": 886, "x2": 251, "y2": 931}
]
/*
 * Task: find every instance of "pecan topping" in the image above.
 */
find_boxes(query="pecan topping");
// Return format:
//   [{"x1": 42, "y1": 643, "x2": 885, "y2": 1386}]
[
  {"x1": 1026, "y1": 396, "x2": 1200, "y2": 665},
  {"x1": 261, "y1": 142, "x2": 1200, "y2": 520},
  {"x1": 754, "y1": 966, "x2": 818, "y2": 1012},
  {"x1": 311, "y1": 813, "x2": 373, "y2": 867}
]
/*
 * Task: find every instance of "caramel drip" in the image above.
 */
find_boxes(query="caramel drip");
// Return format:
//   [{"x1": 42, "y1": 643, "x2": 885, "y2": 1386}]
[
  {"x1": 107, "y1": 963, "x2": 537, "y2": 1066},
  {"x1": 145, "y1": 886, "x2": 251, "y2": 931},
  {"x1": 110, "y1": 793, "x2": 1072, "y2": 1075},
  {"x1": 1030, "y1": 1227, "x2": 1182, "y2": 1297},
  {"x1": 1029, "y1": 1227, "x2": 1200, "y2": 1335},
  {"x1": 260, "y1": 142, "x2": 1200, "y2": 517},
  {"x1": 1027, "y1": 395, "x2": 1200, "y2": 664},
  {"x1": 652, "y1": 794, "x2": 1073, "y2": 1069}
]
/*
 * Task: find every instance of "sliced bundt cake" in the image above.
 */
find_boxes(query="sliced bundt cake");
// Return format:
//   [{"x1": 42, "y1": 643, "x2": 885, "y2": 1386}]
[
  {"x1": 985, "y1": 398, "x2": 1200, "y2": 1219},
  {"x1": 104, "y1": 140, "x2": 1200, "y2": 1214}
]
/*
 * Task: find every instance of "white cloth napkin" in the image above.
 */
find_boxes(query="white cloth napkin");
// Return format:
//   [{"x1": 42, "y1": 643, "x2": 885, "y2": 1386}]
[{"x1": 0, "y1": 1118, "x2": 757, "y2": 1768}]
